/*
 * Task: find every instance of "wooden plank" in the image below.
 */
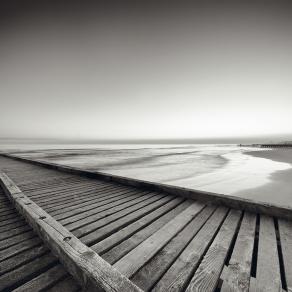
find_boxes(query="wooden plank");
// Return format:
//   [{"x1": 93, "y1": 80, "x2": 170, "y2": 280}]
[
  {"x1": 79, "y1": 195, "x2": 174, "y2": 245},
  {"x1": 221, "y1": 212, "x2": 257, "y2": 292},
  {"x1": 131, "y1": 205, "x2": 216, "y2": 291},
  {"x1": 42, "y1": 187, "x2": 129, "y2": 212},
  {"x1": 71, "y1": 193, "x2": 167, "y2": 237},
  {"x1": 52, "y1": 189, "x2": 148, "y2": 220},
  {"x1": 11, "y1": 264, "x2": 68, "y2": 292},
  {"x1": 0, "y1": 224, "x2": 31, "y2": 241},
  {"x1": 47, "y1": 189, "x2": 140, "y2": 216},
  {"x1": 102, "y1": 200, "x2": 192, "y2": 264},
  {"x1": 0, "y1": 172, "x2": 142, "y2": 292},
  {"x1": 0, "y1": 230, "x2": 35, "y2": 250},
  {"x1": 27, "y1": 180, "x2": 103, "y2": 197},
  {"x1": 184, "y1": 209, "x2": 242, "y2": 292},
  {"x1": 58, "y1": 190, "x2": 150, "y2": 226},
  {"x1": 27, "y1": 181, "x2": 99, "y2": 198},
  {"x1": 3, "y1": 153, "x2": 292, "y2": 220},
  {"x1": 249, "y1": 277, "x2": 257, "y2": 292},
  {"x1": 113, "y1": 201, "x2": 205, "y2": 278},
  {"x1": 37, "y1": 186, "x2": 135, "y2": 212},
  {"x1": 0, "y1": 216, "x2": 24, "y2": 228},
  {"x1": 32, "y1": 183, "x2": 119, "y2": 203},
  {"x1": 278, "y1": 219, "x2": 292, "y2": 292},
  {"x1": 0, "y1": 237, "x2": 42, "y2": 262},
  {"x1": 62, "y1": 191, "x2": 155, "y2": 228},
  {"x1": 0, "y1": 220, "x2": 26, "y2": 233},
  {"x1": 33, "y1": 185, "x2": 114, "y2": 206},
  {"x1": 0, "y1": 253, "x2": 58, "y2": 291},
  {"x1": 152, "y1": 206, "x2": 228, "y2": 291},
  {"x1": 0, "y1": 212, "x2": 19, "y2": 221},
  {"x1": 0, "y1": 245, "x2": 48, "y2": 275},
  {"x1": 92, "y1": 197, "x2": 185, "y2": 254},
  {"x1": 255, "y1": 215, "x2": 282, "y2": 292},
  {"x1": 45, "y1": 276, "x2": 80, "y2": 292}
]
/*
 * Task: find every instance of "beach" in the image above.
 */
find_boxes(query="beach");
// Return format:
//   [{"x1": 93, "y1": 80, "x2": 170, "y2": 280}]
[{"x1": 237, "y1": 149, "x2": 292, "y2": 206}]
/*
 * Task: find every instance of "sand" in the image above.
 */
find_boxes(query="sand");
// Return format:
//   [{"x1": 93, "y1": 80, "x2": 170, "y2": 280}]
[{"x1": 236, "y1": 149, "x2": 292, "y2": 207}]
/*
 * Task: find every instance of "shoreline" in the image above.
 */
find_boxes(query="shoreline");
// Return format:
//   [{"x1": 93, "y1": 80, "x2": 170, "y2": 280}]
[{"x1": 236, "y1": 149, "x2": 292, "y2": 206}]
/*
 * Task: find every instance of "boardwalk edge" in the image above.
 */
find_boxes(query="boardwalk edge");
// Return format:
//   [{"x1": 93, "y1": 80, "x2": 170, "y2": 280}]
[
  {"x1": 0, "y1": 172, "x2": 143, "y2": 292},
  {"x1": 1, "y1": 153, "x2": 292, "y2": 220}
]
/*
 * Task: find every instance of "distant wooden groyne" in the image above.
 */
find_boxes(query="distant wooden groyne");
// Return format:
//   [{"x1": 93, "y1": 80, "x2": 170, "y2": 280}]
[
  {"x1": 0, "y1": 153, "x2": 291, "y2": 291},
  {"x1": 239, "y1": 143, "x2": 292, "y2": 148}
]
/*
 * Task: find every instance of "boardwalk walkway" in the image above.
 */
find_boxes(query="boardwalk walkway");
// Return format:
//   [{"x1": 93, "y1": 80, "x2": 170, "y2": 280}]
[{"x1": 0, "y1": 154, "x2": 291, "y2": 291}]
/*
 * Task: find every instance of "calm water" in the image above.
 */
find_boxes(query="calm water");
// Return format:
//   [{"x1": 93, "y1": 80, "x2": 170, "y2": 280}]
[{"x1": 1, "y1": 143, "x2": 291, "y2": 199}]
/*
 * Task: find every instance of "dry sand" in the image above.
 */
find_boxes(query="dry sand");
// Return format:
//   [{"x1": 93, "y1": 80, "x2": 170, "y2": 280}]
[{"x1": 236, "y1": 149, "x2": 292, "y2": 207}]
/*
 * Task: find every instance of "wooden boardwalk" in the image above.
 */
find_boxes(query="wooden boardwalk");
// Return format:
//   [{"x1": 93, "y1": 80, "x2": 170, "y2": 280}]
[{"x1": 0, "y1": 154, "x2": 291, "y2": 291}]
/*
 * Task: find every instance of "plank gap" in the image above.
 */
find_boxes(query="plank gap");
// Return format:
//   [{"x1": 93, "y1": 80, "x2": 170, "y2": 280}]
[
  {"x1": 274, "y1": 217, "x2": 288, "y2": 291},
  {"x1": 223, "y1": 210, "x2": 244, "y2": 266},
  {"x1": 215, "y1": 211, "x2": 245, "y2": 291},
  {"x1": 250, "y1": 213, "x2": 260, "y2": 278}
]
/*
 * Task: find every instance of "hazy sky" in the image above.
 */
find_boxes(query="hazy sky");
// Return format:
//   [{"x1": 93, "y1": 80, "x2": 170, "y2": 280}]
[{"x1": 1, "y1": 1, "x2": 292, "y2": 142}]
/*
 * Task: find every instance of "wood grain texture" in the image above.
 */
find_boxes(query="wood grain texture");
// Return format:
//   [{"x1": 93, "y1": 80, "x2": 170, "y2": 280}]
[
  {"x1": 221, "y1": 212, "x2": 256, "y2": 292},
  {"x1": 102, "y1": 200, "x2": 191, "y2": 265},
  {"x1": 0, "y1": 172, "x2": 142, "y2": 292},
  {"x1": 185, "y1": 209, "x2": 242, "y2": 292},
  {"x1": 113, "y1": 202, "x2": 205, "y2": 278},
  {"x1": 92, "y1": 197, "x2": 184, "y2": 254},
  {"x1": 131, "y1": 205, "x2": 216, "y2": 291},
  {"x1": 256, "y1": 215, "x2": 282, "y2": 292},
  {"x1": 152, "y1": 206, "x2": 229, "y2": 292},
  {"x1": 12, "y1": 264, "x2": 68, "y2": 292}
]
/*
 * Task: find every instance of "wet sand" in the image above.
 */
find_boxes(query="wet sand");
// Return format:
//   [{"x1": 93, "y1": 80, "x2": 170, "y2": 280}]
[{"x1": 236, "y1": 149, "x2": 292, "y2": 206}]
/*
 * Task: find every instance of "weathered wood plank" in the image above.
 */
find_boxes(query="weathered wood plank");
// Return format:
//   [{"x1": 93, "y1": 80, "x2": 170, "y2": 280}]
[
  {"x1": 0, "y1": 245, "x2": 48, "y2": 275},
  {"x1": 47, "y1": 189, "x2": 139, "y2": 216},
  {"x1": 256, "y1": 215, "x2": 282, "y2": 292},
  {"x1": 43, "y1": 187, "x2": 129, "y2": 213},
  {"x1": 131, "y1": 205, "x2": 216, "y2": 291},
  {"x1": 92, "y1": 197, "x2": 185, "y2": 254},
  {"x1": 0, "y1": 230, "x2": 35, "y2": 250},
  {"x1": 0, "y1": 236, "x2": 42, "y2": 262},
  {"x1": 249, "y1": 277, "x2": 257, "y2": 292},
  {"x1": 0, "y1": 224, "x2": 31, "y2": 241},
  {"x1": 0, "y1": 220, "x2": 26, "y2": 233},
  {"x1": 113, "y1": 202, "x2": 205, "y2": 278},
  {"x1": 12, "y1": 264, "x2": 68, "y2": 292},
  {"x1": 45, "y1": 276, "x2": 80, "y2": 292},
  {"x1": 185, "y1": 209, "x2": 242, "y2": 292},
  {"x1": 32, "y1": 183, "x2": 119, "y2": 205},
  {"x1": 221, "y1": 212, "x2": 257, "y2": 292},
  {"x1": 102, "y1": 200, "x2": 191, "y2": 264},
  {"x1": 59, "y1": 190, "x2": 150, "y2": 226},
  {"x1": 0, "y1": 172, "x2": 142, "y2": 292},
  {"x1": 152, "y1": 206, "x2": 228, "y2": 292},
  {"x1": 278, "y1": 219, "x2": 292, "y2": 292},
  {"x1": 0, "y1": 253, "x2": 58, "y2": 291},
  {"x1": 52, "y1": 189, "x2": 148, "y2": 220},
  {"x1": 79, "y1": 195, "x2": 174, "y2": 245},
  {"x1": 72, "y1": 193, "x2": 168, "y2": 237},
  {"x1": 0, "y1": 216, "x2": 24, "y2": 227}
]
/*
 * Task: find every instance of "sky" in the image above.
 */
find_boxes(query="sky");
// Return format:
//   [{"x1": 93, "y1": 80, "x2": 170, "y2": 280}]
[{"x1": 1, "y1": 1, "x2": 292, "y2": 143}]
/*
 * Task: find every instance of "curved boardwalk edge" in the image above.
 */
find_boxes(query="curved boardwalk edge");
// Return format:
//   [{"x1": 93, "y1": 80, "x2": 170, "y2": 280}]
[
  {"x1": 1, "y1": 153, "x2": 292, "y2": 220},
  {"x1": 0, "y1": 172, "x2": 142, "y2": 292}
]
